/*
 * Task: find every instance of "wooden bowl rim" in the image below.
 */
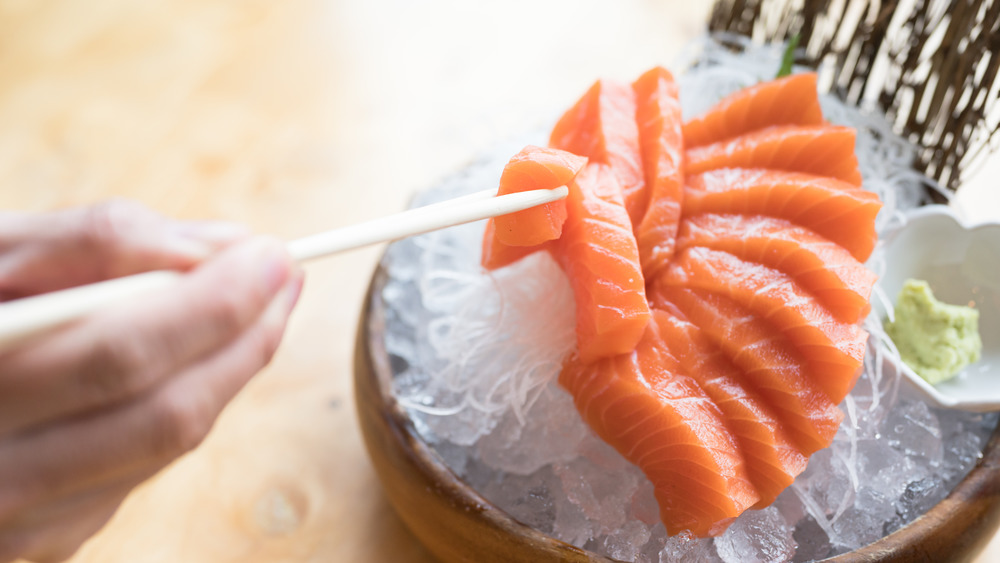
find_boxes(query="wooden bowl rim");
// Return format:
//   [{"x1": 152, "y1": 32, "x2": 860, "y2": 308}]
[{"x1": 356, "y1": 261, "x2": 1000, "y2": 562}]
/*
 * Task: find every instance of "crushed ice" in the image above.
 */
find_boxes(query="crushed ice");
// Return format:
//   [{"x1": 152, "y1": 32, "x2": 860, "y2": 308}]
[{"x1": 372, "y1": 34, "x2": 998, "y2": 562}]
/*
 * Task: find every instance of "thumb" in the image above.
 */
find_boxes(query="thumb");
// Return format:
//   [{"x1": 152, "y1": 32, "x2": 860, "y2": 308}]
[{"x1": 0, "y1": 200, "x2": 251, "y2": 299}]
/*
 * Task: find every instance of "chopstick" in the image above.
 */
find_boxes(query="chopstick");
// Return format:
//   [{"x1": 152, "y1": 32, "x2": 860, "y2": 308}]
[
  {"x1": 0, "y1": 186, "x2": 568, "y2": 350},
  {"x1": 287, "y1": 186, "x2": 542, "y2": 260}
]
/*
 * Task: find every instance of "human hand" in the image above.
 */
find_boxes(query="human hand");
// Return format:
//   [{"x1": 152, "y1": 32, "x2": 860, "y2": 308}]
[{"x1": 0, "y1": 200, "x2": 303, "y2": 562}]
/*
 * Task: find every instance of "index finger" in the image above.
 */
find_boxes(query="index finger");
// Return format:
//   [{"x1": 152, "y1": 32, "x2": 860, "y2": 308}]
[
  {"x1": 0, "y1": 200, "x2": 250, "y2": 300},
  {"x1": 0, "y1": 236, "x2": 297, "y2": 436}
]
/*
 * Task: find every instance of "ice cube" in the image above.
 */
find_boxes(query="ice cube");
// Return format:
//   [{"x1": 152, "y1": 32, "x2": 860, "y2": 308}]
[
  {"x1": 460, "y1": 450, "x2": 498, "y2": 492},
  {"x1": 771, "y1": 488, "x2": 805, "y2": 527},
  {"x1": 553, "y1": 490, "x2": 595, "y2": 548},
  {"x1": 941, "y1": 429, "x2": 986, "y2": 484},
  {"x1": 638, "y1": 524, "x2": 668, "y2": 562},
  {"x1": 855, "y1": 438, "x2": 909, "y2": 498},
  {"x1": 629, "y1": 479, "x2": 661, "y2": 526},
  {"x1": 854, "y1": 486, "x2": 897, "y2": 524},
  {"x1": 477, "y1": 384, "x2": 587, "y2": 475},
  {"x1": 885, "y1": 400, "x2": 943, "y2": 465},
  {"x1": 478, "y1": 466, "x2": 558, "y2": 534},
  {"x1": 421, "y1": 398, "x2": 499, "y2": 446},
  {"x1": 554, "y1": 440, "x2": 641, "y2": 535},
  {"x1": 823, "y1": 488, "x2": 899, "y2": 554},
  {"x1": 790, "y1": 516, "x2": 832, "y2": 562},
  {"x1": 598, "y1": 520, "x2": 652, "y2": 562},
  {"x1": 794, "y1": 448, "x2": 855, "y2": 521},
  {"x1": 714, "y1": 506, "x2": 795, "y2": 563},
  {"x1": 432, "y1": 439, "x2": 471, "y2": 476},
  {"x1": 659, "y1": 531, "x2": 720, "y2": 563},
  {"x1": 829, "y1": 503, "x2": 887, "y2": 553},
  {"x1": 891, "y1": 476, "x2": 945, "y2": 529}
]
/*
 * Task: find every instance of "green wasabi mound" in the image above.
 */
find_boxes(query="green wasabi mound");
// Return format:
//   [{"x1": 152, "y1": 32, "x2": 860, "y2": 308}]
[{"x1": 884, "y1": 279, "x2": 982, "y2": 385}]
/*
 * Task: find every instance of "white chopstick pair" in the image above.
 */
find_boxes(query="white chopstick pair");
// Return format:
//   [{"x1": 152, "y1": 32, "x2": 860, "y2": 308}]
[{"x1": 0, "y1": 187, "x2": 568, "y2": 351}]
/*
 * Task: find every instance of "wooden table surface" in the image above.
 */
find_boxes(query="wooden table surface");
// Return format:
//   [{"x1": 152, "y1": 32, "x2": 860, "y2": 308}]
[{"x1": 0, "y1": 1, "x2": 996, "y2": 562}]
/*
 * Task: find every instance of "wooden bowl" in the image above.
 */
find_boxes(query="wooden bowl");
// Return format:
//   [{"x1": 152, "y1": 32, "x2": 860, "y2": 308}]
[{"x1": 354, "y1": 262, "x2": 1000, "y2": 563}]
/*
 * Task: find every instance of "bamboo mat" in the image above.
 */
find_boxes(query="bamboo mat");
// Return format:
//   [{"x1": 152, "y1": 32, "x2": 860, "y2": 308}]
[{"x1": 0, "y1": 1, "x2": 995, "y2": 561}]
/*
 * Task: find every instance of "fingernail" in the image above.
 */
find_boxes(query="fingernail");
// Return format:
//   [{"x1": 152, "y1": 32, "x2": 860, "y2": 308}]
[
  {"x1": 173, "y1": 221, "x2": 252, "y2": 246},
  {"x1": 164, "y1": 222, "x2": 252, "y2": 265},
  {"x1": 163, "y1": 237, "x2": 214, "y2": 263}
]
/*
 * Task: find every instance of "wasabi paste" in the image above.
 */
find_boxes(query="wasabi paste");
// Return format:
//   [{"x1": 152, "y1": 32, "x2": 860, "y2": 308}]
[{"x1": 885, "y1": 279, "x2": 982, "y2": 384}]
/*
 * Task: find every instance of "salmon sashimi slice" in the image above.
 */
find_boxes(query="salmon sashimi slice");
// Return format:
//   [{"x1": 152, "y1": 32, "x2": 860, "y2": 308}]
[
  {"x1": 683, "y1": 168, "x2": 882, "y2": 262},
  {"x1": 550, "y1": 79, "x2": 646, "y2": 226},
  {"x1": 652, "y1": 307, "x2": 809, "y2": 507},
  {"x1": 493, "y1": 145, "x2": 588, "y2": 247},
  {"x1": 559, "y1": 317, "x2": 759, "y2": 537},
  {"x1": 652, "y1": 286, "x2": 844, "y2": 455},
  {"x1": 632, "y1": 66, "x2": 685, "y2": 278},
  {"x1": 476, "y1": 70, "x2": 882, "y2": 535},
  {"x1": 682, "y1": 73, "x2": 825, "y2": 148},
  {"x1": 481, "y1": 219, "x2": 544, "y2": 270},
  {"x1": 684, "y1": 125, "x2": 863, "y2": 186},
  {"x1": 659, "y1": 247, "x2": 868, "y2": 403},
  {"x1": 675, "y1": 213, "x2": 877, "y2": 323},
  {"x1": 551, "y1": 163, "x2": 650, "y2": 363}
]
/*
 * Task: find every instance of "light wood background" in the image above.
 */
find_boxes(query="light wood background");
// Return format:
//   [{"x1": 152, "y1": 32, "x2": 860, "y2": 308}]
[{"x1": 0, "y1": 1, "x2": 996, "y2": 562}]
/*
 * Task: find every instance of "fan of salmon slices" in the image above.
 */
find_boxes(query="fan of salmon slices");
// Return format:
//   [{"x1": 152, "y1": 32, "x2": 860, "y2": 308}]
[{"x1": 481, "y1": 69, "x2": 881, "y2": 537}]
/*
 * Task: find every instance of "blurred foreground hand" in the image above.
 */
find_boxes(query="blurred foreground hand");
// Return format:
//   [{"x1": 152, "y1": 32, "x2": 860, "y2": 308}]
[{"x1": 0, "y1": 200, "x2": 303, "y2": 562}]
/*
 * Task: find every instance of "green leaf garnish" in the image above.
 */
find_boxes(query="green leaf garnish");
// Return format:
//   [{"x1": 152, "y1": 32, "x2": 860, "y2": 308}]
[{"x1": 776, "y1": 33, "x2": 801, "y2": 78}]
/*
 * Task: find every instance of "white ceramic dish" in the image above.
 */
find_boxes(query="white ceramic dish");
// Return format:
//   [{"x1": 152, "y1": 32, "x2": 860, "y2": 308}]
[{"x1": 877, "y1": 205, "x2": 1000, "y2": 411}]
